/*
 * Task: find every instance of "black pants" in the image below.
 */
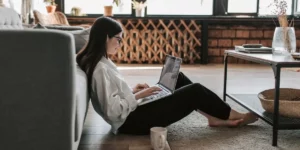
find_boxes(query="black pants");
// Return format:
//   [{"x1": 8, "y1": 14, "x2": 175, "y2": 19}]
[{"x1": 118, "y1": 72, "x2": 231, "y2": 135}]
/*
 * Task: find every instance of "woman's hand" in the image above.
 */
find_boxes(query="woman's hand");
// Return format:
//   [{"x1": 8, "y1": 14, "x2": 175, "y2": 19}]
[
  {"x1": 132, "y1": 83, "x2": 149, "y2": 94},
  {"x1": 134, "y1": 86, "x2": 162, "y2": 100}
]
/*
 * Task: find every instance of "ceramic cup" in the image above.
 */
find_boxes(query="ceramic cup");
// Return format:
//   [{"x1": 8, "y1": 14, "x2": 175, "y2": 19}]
[{"x1": 150, "y1": 127, "x2": 167, "y2": 150}]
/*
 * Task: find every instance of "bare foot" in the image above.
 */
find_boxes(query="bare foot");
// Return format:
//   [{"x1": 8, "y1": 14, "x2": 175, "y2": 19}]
[
  {"x1": 208, "y1": 118, "x2": 244, "y2": 127},
  {"x1": 238, "y1": 113, "x2": 259, "y2": 126}
]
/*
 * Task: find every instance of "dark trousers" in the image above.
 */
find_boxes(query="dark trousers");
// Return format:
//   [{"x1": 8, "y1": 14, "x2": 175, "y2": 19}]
[{"x1": 118, "y1": 72, "x2": 231, "y2": 135}]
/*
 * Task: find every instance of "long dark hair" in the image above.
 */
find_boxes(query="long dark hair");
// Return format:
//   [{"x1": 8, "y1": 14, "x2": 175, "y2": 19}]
[{"x1": 76, "y1": 17, "x2": 122, "y2": 90}]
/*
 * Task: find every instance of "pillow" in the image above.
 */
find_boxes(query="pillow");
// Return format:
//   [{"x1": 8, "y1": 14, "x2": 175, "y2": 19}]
[{"x1": 68, "y1": 28, "x2": 90, "y2": 53}]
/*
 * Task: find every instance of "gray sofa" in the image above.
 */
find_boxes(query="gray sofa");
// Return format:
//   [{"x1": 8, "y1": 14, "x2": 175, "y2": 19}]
[
  {"x1": 0, "y1": 8, "x2": 90, "y2": 149},
  {"x1": 0, "y1": 29, "x2": 89, "y2": 150}
]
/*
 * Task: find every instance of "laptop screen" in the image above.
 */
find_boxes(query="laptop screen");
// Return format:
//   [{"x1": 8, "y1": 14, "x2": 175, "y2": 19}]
[{"x1": 158, "y1": 55, "x2": 182, "y2": 91}]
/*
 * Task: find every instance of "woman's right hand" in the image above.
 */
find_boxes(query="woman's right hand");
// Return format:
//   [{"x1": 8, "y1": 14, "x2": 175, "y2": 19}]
[{"x1": 134, "y1": 86, "x2": 162, "y2": 100}]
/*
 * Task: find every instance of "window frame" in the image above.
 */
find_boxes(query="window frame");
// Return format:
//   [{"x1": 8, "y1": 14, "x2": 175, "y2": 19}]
[{"x1": 58, "y1": 0, "x2": 300, "y2": 18}]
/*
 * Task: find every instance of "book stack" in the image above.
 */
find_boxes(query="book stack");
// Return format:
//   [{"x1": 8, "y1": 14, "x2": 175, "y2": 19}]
[{"x1": 235, "y1": 44, "x2": 273, "y2": 54}]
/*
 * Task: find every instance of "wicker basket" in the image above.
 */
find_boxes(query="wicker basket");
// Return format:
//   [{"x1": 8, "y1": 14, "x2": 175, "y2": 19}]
[{"x1": 258, "y1": 88, "x2": 300, "y2": 118}]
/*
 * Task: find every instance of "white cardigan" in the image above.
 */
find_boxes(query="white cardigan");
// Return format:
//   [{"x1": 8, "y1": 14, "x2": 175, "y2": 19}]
[{"x1": 90, "y1": 57, "x2": 138, "y2": 134}]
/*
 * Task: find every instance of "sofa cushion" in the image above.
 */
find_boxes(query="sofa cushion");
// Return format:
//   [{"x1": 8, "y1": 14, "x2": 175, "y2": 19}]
[
  {"x1": 32, "y1": 23, "x2": 90, "y2": 53},
  {"x1": 68, "y1": 28, "x2": 90, "y2": 53}
]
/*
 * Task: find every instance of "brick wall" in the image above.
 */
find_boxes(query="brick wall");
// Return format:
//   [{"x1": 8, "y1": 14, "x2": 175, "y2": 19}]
[
  {"x1": 68, "y1": 17, "x2": 300, "y2": 64},
  {"x1": 207, "y1": 25, "x2": 300, "y2": 63}
]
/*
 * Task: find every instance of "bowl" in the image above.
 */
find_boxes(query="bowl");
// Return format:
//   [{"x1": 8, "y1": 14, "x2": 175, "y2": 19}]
[{"x1": 258, "y1": 88, "x2": 300, "y2": 118}]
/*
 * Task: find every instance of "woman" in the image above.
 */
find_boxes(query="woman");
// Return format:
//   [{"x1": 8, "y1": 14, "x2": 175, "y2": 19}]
[{"x1": 76, "y1": 17, "x2": 258, "y2": 135}]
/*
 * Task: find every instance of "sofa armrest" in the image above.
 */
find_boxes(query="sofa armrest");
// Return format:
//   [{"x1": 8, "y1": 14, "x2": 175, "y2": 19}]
[{"x1": 0, "y1": 30, "x2": 78, "y2": 150}]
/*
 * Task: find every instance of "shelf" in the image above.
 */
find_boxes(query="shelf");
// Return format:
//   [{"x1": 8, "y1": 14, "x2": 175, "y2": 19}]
[{"x1": 227, "y1": 94, "x2": 300, "y2": 129}]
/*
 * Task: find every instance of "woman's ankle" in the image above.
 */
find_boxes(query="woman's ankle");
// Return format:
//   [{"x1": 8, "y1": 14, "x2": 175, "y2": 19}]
[{"x1": 228, "y1": 110, "x2": 245, "y2": 120}]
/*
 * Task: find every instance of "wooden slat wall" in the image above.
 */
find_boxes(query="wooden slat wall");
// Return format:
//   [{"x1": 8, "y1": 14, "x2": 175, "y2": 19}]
[{"x1": 109, "y1": 19, "x2": 202, "y2": 64}]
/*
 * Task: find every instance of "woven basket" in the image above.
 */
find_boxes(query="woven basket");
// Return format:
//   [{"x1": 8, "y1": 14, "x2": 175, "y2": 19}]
[{"x1": 258, "y1": 88, "x2": 300, "y2": 118}]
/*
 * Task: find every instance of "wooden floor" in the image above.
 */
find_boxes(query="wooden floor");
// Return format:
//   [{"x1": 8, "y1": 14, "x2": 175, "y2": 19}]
[{"x1": 78, "y1": 64, "x2": 300, "y2": 150}]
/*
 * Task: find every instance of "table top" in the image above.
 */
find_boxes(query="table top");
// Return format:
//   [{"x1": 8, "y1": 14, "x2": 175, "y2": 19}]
[{"x1": 225, "y1": 50, "x2": 300, "y2": 67}]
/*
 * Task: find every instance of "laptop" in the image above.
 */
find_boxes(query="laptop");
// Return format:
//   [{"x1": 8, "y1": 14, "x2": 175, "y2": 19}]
[{"x1": 137, "y1": 55, "x2": 182, "y2": 106}]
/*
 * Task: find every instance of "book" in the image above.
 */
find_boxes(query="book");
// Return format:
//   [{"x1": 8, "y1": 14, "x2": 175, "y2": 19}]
[{"x1": 235, "y1": 45, "x2": 273, "y2": 54}]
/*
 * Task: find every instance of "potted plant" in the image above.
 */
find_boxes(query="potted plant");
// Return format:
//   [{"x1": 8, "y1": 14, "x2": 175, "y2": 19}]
[
  {"x1": 44, "y1": 0, "x2": 57, "y2": 13},
  {"x1": 104, "y1": 0, "x2": 121, "y2": 16},
  {"x1": 71, "y1": 7, "x2": 83, "y2": 16},
  {"x1": 132, "y1": 0, "x2": 147, "y2": 17}
]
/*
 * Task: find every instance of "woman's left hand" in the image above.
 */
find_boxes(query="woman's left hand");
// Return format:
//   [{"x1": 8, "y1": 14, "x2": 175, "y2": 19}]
[{"x1": 132, "y1": 83, "x2": 149, "y2": 94}]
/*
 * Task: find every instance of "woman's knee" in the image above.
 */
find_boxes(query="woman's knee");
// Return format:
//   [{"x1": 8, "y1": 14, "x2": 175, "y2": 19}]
[
  {"x1": 178, "y1": 72, "x2": 189, "y2": 79},
  {"x1": 188, "y1": 83, "x2": 209, "y2": 96},
  {"x1": 179, "y1": 72, "x2": 184, "y2": 76},
  {"x1": 190, "y1": 83, "x2": 202, "y2": 89},
  {"x1": 177, "y1": 72, "x2": 185, "y2": 80}
]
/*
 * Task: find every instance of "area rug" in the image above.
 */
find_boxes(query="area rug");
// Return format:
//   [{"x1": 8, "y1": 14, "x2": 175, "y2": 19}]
[
  {"x1": 119, "y1": 66, "x2": 300, "y2": 150},
  {"x1": 166, "y1": 99, "x2": 300, "y2": 150}
]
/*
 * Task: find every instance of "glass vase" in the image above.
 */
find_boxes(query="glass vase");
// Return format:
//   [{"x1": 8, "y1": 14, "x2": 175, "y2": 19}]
[
  {"x1": 272, "y1": 27, "x2": 296, "y2": 56},
  {"x1": 135, "y1": 8, "x2": 145, "y2": 17}
]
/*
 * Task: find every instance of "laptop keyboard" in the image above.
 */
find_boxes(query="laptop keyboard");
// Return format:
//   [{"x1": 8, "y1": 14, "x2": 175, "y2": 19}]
[{"x1": 145, "y1": 86, "x2": 170, "y2": 100}]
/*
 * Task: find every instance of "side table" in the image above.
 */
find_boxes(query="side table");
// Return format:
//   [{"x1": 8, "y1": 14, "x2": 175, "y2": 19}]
[{"x1": 223, "y1": 50, "x2": 300, "y2": 146}]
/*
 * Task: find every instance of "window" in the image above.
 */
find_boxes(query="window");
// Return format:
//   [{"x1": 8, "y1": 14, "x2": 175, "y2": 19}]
[
  {"x1": 297, "y1": 0, "x2": 300, "y2": 12},
  {"x1": 259, "y1": 0, "x2": 292, "y2": 15},
  {"x1": 147, "y1": 0, "x2": 213, "y2": 15},
  {"x1": 64, "y1": 0, "x2": 131, "y2": 15},
  {"x1": 227, "y1": 0, "x2": 257, "y2": 13},
  {"x1": 32, "y1": 0, "x2": 48, "y2": 14}
]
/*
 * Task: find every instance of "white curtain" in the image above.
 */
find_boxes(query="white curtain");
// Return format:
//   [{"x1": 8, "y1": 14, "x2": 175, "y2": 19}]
[
  {"x1": 0, "y1": 0, "x2": 4, "y2": 7},
  {"x1": 20, "y1": 0, "x2": 46, "y2": 24},
  {"x1": 21, "y1": 0, "x2": 33, "y2": 24}
]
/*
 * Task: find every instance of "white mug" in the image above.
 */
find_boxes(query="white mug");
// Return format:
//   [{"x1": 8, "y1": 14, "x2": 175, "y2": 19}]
[{"x1": 150, "y1": 127, "x2": 167, "y2": 150}]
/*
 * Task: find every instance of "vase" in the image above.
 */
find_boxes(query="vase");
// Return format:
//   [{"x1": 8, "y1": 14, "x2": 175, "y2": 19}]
[
  {"x1": 104, "y1": 6, "x2": 113, "y2": 16},
  {"x1": 135, "y1": 8, "x2": 144, "y2": 17},
  {"x1": 272, "y1": 27, "x2": 296, "y2": 56}
]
